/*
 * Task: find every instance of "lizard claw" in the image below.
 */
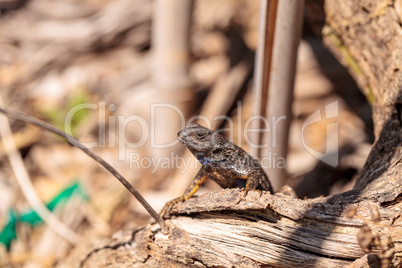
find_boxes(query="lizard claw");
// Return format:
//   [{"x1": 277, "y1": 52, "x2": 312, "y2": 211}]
[
  {"x1": 159, "y1": 203, "x2": 173, "y2": 219},
  {"x1": 160, "y1": 197, "x2": 185, "y2": 219}
]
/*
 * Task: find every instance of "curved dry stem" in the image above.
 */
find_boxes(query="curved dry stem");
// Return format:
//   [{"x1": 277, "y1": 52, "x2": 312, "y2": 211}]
[{"x1": 0, "y1": 96, "x2": 80, "y2": 244}]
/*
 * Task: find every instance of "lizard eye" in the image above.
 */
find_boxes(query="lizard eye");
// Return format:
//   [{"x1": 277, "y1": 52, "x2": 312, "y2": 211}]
[{"x1": 195, "y1": 133, "x2": 206, "y2": 139}]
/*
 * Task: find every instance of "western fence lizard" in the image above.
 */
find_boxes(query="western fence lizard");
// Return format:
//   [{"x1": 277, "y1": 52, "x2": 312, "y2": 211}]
[{"x1": 160, "y1": 122, "x2": 273, "y2": 218}]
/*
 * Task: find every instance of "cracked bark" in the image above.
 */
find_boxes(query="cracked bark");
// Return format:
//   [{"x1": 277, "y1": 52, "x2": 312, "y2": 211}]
[{"x1": 58, "y1": 0, "x2": 401, "y2": 267}]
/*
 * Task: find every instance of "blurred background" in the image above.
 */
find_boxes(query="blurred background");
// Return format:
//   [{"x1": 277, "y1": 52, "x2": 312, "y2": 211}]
[{"x1": 0, "y1": 0, "x2": 374, "y2": 266}]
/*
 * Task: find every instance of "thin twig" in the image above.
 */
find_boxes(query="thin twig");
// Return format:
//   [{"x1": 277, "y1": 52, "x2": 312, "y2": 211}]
[
  {"x1": 251, "y1": 0, "x2": 304, "y2": 190},
  {"x1": 0, "y1": 98, "x2": 80, "y2": 244},
  {"x1": 250, "y1": 0, "x2": 278, "y2": 159},
  {"x1": 261, "y1": 0, "x2": 304, "y2": 189},
  {"x1": 0, "y1": 105, "x2": 170, "y2": 235}
]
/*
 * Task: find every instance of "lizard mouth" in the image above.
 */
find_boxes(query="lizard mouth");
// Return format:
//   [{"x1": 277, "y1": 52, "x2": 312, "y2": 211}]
[
  {"x1": 177, "y1": 131, "x2": 183, "y2": 141},
  {"x1": 178, "y1": 138, "x2": 187, "y2": 146}
]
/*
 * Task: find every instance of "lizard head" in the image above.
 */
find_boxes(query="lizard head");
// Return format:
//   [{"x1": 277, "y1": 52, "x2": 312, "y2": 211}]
[{"x1": 177, "y1": 122, "x2": 224, "y2": 154}]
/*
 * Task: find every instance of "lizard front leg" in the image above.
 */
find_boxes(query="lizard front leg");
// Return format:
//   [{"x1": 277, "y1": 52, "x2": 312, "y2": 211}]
[
  {"x1": 244, "y1": 171, "x2": 273, "y2": 193},
  {"x1": 160, "y1": 168, "x2": 209, "y2": 218}
]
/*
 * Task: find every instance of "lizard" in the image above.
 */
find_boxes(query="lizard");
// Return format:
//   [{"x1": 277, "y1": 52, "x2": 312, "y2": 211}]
[{"x1": 160, "y1": 122, "x2": 273, "y2": 218}]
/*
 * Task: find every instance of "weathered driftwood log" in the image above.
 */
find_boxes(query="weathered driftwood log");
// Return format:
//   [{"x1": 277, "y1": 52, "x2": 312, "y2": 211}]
[{"x1": 59, "y1": 0, "x2": 401, "y2": 267}]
